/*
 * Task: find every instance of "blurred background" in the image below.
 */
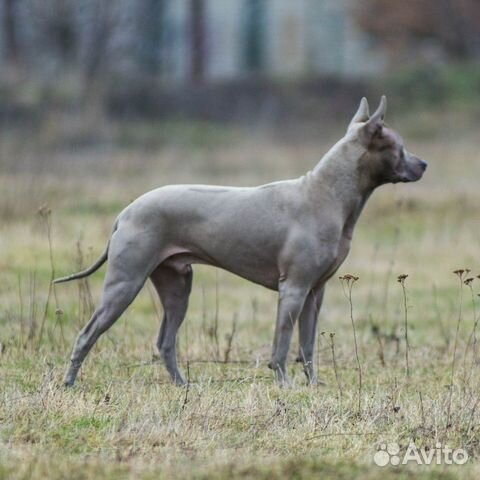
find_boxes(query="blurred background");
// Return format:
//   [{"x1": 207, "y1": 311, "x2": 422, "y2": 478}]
[
  {"x1": 1, "y1": 0, "x2": 480, "y2": 286},
  {"x1": 1, "y1": 0, "x2": 480, "y2": 138}
]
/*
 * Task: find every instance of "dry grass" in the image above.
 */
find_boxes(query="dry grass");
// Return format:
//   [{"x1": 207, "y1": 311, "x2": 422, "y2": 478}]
[{"x1": 1, "y1": 112, "x2": 480, "y2": 479}]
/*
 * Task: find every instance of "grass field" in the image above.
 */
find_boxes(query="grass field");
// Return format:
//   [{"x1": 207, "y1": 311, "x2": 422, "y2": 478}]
[{"x1": 1, "y1": 108, "x2": 480, "y2": 479}]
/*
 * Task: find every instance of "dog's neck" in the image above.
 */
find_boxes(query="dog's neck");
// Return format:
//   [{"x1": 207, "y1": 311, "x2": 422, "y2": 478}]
[{"x1": 308, "y1": 136, "x2": 375, "y2": 235}]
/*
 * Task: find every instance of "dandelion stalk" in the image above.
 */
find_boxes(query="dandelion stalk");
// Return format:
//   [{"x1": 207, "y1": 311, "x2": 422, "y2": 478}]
[
  {"x1": 328, "y1": 332, "x2": 343, "y2": 402},
  {"x1": 36, "y1": 205, "x2": 61, "y2": 350},
  {"x1": 447, "y1": 268, "x2": 469, "y2": 427},
  {"x1": 463, "y1": 277, "x2": 479, "y2": 381},
  {"x1": 339, "y1": 274, "x2": 361, "y2": 414},
  {"x1": 397, "y1": 274, "x2": 410, "y2": 378}
]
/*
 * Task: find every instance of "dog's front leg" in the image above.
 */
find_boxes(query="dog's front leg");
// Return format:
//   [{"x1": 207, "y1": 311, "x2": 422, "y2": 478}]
[
  {"x1": 268, "y1": 280, "x2": 310, "y2": 386},
  {"x1": 297, "y1": 285, "x2": 325, "y2": 385}
]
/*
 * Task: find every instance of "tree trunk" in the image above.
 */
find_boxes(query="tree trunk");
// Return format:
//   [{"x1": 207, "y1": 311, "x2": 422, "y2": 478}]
[
  {"x1": 190, "y1": 0, "x2": 206, "y2": 84},
  {"x1": 3, "y1": 0, "x2": 19, "y2": 67}
]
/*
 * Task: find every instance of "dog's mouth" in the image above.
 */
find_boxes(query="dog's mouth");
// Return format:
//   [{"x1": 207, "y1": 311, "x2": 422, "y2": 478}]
[{"x1": 397, "y1": 158, "x2": 428, "y2": 183}]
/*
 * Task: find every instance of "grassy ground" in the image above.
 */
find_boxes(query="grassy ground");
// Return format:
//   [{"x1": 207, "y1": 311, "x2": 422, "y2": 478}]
[{"x1": 1, "y1": 108, "x2": 480, "y2": 479}]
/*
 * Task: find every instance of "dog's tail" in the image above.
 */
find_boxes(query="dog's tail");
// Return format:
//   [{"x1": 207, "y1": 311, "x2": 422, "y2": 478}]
[
  {"x1": 53, "y1": 245, "x2": 108, "y2": 284},
  {"x1": 53, "y1": 220, "x2": 118, "y2": 284}
]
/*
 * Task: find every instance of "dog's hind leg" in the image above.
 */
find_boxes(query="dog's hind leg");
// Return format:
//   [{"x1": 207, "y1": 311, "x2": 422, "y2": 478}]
[
  {"x1": 296, "y1": 285, "x2": 325, "y2": 385},
  {"x1": 151, "y1": 264, "x2": 193, "y2": 385},
  {"x1": 64, "y1": 230, "x2": 156, "y2": 386}
]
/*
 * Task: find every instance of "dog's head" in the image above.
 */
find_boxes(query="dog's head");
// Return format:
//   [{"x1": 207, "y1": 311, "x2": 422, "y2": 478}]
[{"x1": 347, "y1": 96, "x2": 427, "y2": 187}]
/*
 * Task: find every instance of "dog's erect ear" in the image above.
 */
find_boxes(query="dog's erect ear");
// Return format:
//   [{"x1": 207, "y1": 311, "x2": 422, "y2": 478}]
[
  {"x1": 349, "y1": 97, "x2": 370, "y2": 128},
  {"x1": 362, "y1": 95, "x2": 387, "y2": 139}
]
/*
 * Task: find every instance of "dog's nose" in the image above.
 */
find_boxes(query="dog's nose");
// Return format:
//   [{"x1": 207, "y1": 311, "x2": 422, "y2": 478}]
[{"x1": 419, "y1": 159, "x2": 428, "y2": 171}]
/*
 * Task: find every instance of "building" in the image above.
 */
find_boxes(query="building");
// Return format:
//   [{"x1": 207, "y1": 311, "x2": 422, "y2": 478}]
[
  {"x1": 145, "y1": 0, "x2": 386, "y2": 82},
  {"x1": 0, "y1": 0, "x2": 387, "y2": 83}
]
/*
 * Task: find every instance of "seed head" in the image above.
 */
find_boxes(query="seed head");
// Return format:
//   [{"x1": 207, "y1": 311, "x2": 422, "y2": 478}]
[
  {"x1": 453, "y1": 269, "x2": 470, "y2": 280},
  {"x1": 339, "y1": 274, "x2": 359, "y2": 283},
  {"x1": 37, "y1": 204, "x2": 51, "y2": 218}
]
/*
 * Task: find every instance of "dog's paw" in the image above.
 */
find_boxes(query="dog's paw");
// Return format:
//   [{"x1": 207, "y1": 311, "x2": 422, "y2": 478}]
[{"x1": 307, "y1": 378, "x2": 327, "y2": 388}]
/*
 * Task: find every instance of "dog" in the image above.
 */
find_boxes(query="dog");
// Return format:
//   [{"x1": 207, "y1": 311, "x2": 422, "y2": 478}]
[{"x1": 55, "y1": 96, "x2": 427, "y2": 387}]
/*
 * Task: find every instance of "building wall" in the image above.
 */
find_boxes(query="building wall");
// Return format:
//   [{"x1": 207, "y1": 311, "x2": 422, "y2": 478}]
[
  {"x1": 163, "y1": 0, "x2": 190, "y2": 82},
  {"x1": 205, "y1": 0, "x2": 243, "y2": 80},
  {"x1": 0, "y1": 0, "x2": 387, "y2": 82},
  {"x1": 266, "y1": 0, "x2": 308, "y2": 77}
]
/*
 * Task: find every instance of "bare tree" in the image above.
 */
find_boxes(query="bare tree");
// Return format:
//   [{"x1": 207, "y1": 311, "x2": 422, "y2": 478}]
[
  {"x1": 82, "y1": 0, "x2": 117, "y2": 93},
  {"x1": 137, "y1": 0, "x2": 165, "y2": 75},
  {"x1": 435, "y1": 0, "x2": 480, "y2": 58},
  {"x1": 356, "y1": 0, "x2": 480, "y2": 60},
  {"x1": 29, "y1": 0, "x2": 79, "y2": 68},
  {"x1": 2, "y1": 0, "x2": 20, "y2": 68},
  {"x1": 190, "y1": 0, "x2": 206, "y2": 83}
]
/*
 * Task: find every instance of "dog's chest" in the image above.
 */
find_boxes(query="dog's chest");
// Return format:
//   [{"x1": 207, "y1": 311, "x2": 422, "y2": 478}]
[{"x1": 337, "y1": 234, "x2": 352, "y2": 263}]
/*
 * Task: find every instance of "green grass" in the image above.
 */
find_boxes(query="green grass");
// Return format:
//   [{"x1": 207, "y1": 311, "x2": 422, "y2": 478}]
[
  {"x1": 386, "y1": 63, "x2": 480, "y2": 109},
  {"x1": 1, "y1": 115, "x2": 480, "y2": 479}
]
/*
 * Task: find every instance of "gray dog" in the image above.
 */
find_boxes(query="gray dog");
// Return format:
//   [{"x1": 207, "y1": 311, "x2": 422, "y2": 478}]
[{"x1": 55, "y1": 96, "x2": 427, "y2": 387}]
